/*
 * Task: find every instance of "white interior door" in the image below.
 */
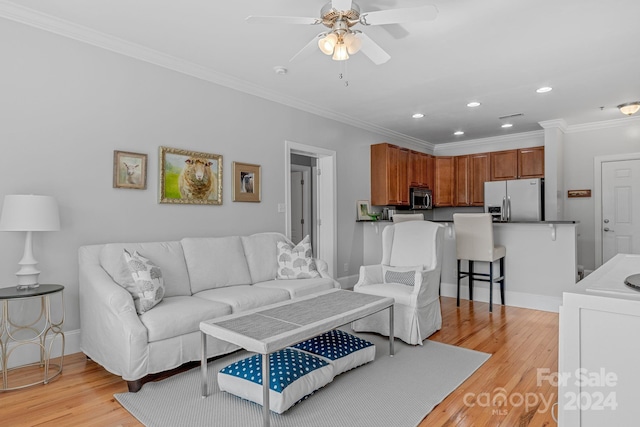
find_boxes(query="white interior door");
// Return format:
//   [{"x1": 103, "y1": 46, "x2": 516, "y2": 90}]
[{"x1": 601, "y1": 159, "x2": 640, "y2": 263}]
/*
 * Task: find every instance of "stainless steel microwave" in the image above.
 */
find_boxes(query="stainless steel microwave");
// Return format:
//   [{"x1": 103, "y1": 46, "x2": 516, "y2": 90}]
[{"x1": 410, "y1": 187, "x2": 432, "y2": 210}]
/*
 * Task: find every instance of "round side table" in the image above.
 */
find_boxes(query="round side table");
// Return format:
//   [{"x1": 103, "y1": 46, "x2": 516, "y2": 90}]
[{"x1": 0, "y1": 284, "x2": 65, "y2": 390}]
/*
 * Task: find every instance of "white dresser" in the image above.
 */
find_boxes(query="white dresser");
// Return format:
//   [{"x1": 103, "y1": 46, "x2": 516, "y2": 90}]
[{"x1": 559, "y1": 254, "x2": 640, "y2": 425}]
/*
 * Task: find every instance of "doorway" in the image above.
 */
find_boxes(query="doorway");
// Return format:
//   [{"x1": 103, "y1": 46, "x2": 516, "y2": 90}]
[
  {"x1": 594, "y1": 153, "x2": 640, "y2": 266},
  {"x1": 290, "y1": 160, "x2": 313, "y2": 247},
  {"x1": 285, "y1": 141, "x2": 337, "y2": 278}
]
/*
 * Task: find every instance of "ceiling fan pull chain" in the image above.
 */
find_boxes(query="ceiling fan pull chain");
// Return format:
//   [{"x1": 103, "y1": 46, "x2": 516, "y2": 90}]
[{"x1": 339, "y1": 61, "x2": 350, "y2": 87}]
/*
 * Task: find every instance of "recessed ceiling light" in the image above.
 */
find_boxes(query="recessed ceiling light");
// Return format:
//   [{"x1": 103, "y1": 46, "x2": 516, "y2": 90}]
[
  {"x1": 454, "y1": 131, "x2": 464, "y2": 136},
  {"x1": 501, "y1": 123, "x2": 513, "y2": 128},
  {"x1": 536, "y1": 86, "x2": 553, "y2": 93},
  {"x1": 467, "y1": 101, "x2": 481, "y2": 108},
  {"x1": 412, "y1": 113, "x2": 425, "y2": 119}
]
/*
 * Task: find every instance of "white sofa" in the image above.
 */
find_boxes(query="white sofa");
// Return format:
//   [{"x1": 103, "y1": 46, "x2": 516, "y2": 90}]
[{"x1": 78, "y1": 232, "x2": 338, "y2": 391}]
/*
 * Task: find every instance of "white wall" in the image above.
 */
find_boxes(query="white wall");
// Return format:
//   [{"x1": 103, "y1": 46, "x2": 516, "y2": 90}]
[
  {"x1": 563, "y1": 120, "x2": 640, "y2": 271},
  {"x1": 0, "y1": 19, "x2": 412, "y2": 333}
]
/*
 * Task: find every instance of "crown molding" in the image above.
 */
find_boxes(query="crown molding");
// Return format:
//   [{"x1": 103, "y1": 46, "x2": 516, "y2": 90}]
[
  {"x1": 433, "y1": 130, "x2": 544, "y2": 156},
  {"x1": 564, "y1": 116, "x2": 640, "y2": 133},
  {"x1": 539, "y1": 119, "x2": 568, "y2": 132},
  {"x1": 0, "y1": 1, "x2": 430, "y2": 149}
]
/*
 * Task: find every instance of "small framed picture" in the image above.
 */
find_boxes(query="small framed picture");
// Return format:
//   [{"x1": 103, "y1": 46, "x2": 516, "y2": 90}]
[
  {"x1": 232, "y1": 162, "x2": 261, "y2": 202},
  {"x1": 113, "y1": 151, "x2": 147, "y2": 190},
  {"x1": 159, "y1": 146, "x2": 223, "y2": 205},
  {"x1": 356, "y1": 200, "x2": 371, "y2": 221}
]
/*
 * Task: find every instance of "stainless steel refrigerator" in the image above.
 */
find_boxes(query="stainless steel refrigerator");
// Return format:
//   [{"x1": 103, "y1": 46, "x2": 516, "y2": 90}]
[{"x1": 484, "y1": 178, "x2": 544, "y2": 221}]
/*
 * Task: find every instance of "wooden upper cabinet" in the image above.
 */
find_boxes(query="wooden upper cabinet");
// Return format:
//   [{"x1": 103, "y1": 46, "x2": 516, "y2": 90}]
[
  {"x1": 409, "y1": 151, "x2": 432, "y2": 188},
  {"x1": 469, "y1": 152, "x2": 490, "y2": 206},
  {"x1": 518, "y1": 146, "x2": 545, "y2": 178},
  {"x1": 425, "y1": 155, "x2": 435, "y2": 191},
  {"x1": 434, "y1": 156, "x2": 454, "y2": 207},
  {"x1": 398, "y1": 148, "x2": 410, "y2": 205},
  {"x1": 370, "y1": 143, "x2": 409, "y2": 206},
  {"x1": 490, "y1": 150, "x2": 518, "y2": 181},
  {"x1": 454, "y1": 155, "x2": 470, "y2": 206}
]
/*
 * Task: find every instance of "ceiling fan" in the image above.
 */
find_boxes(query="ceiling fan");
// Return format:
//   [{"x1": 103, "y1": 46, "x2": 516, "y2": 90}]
[{"x1": 246, "y1": 0, "x2": 438, "y2": 65}]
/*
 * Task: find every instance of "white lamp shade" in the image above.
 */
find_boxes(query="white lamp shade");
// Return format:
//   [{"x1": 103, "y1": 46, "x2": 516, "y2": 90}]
[
  {"x1": 318, "y1": 33, "x2": 338, "y2": 55},
  {"x1": 344, "y1": 32, "x2": 362, "y2": 55},
  {"x1": 0, "y1": 195, "x2": 60, "y2": 231},
  {"x1": 332, "y1": 42, "x2": 349, "y2": 61}
]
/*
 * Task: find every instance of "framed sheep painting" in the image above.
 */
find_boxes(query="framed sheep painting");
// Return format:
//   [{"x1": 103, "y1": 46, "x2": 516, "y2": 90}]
[
  {"x1": 232, "y1": 161, "x2": 261, "y2": 202},
  {"x1": 159, "y1": 146, "x2": 223, "y2": 205},
  {"x1": 113, "y1": 150, "x2": 147, "y2": 190}
]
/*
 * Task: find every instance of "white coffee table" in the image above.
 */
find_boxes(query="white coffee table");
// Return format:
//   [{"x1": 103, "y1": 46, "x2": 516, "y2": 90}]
[{"x1": 200, "y1": 288, "x2": 395, "y2": 427}]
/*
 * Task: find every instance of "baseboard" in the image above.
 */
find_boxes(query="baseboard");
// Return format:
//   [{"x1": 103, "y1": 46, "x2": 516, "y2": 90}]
[
  {"x1": 440, "y1": 282, "x2": 562, "y2": 313},
  {"x1": 6, "y1": 329, "x2": 82, "y2": 369}
]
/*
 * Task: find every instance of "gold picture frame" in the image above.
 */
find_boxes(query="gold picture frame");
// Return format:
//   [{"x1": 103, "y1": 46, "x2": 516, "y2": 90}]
[
  {"x1": 113, "y1": 150, "x2": 147, "y2": 190},
  {"x1": 159, "y1": 146, "x2": 222, "y2": 205},
  {"x1": 232, "y1": 162, "x2": 261, "y2": 202}
]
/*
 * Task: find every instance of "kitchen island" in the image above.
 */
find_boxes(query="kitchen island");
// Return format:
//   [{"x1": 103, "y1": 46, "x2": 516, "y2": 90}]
[{"x1": 362, "y1": 220, "x2": 578, "y2": 312}]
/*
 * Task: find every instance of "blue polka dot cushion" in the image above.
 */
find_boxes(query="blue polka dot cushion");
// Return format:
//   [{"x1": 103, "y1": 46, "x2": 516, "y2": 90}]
[
  {"x1": 217, "y1": 348, "x2": 334, "y2": 414},
  {"x1": 292, "y1": 329, "x2": 375, "y2": 376}
]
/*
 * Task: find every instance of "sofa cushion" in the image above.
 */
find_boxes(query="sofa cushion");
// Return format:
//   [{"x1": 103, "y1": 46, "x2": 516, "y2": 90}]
[
  {"x1": 253, "y1": 277, "x2": 336, "y2": 298},
  {"x1": 139, "y1": 296, "x2": 231, "y2": 342},
  {"x1": 276, "y1": 236, "x2": 321, "y2": 279},
  {"x1": 194, "y1": 285, "x2": 290, "y2": 313},
  {"x1": 353, "y1": 282, "x2": 415, "y2": 306},
  {"x1": 292, "y1": 330, "x2": 375, "y2": 376},
  {"x1": 122, "y1": 250, "x2": 165, "y2": 314},
  {"x1": 382, "y1": 265, "x2": 422, "y2": 287},
  {"x1": 241, "y1": 232, "x2": 289, "y2": 283},
  {"x1": 218, "y1": 348, "x2": 334, "y2": 414},
  {"x1": 181, "y1": 237, "x2": 253, "y2": 293},
  {"x1": 99, "y1": 241, "x2": 191, "y2": 297}
]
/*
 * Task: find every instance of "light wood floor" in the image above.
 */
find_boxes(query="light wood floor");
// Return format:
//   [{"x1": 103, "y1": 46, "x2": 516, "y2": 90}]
[{"x1": 2, "y1": 297, "x2": 559, "y2": 426}]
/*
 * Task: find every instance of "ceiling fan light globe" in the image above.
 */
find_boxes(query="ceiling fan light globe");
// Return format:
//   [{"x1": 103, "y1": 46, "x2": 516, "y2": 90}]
[
  {"x1": 318, "y1": 33, "x2": 338, "y2": 55},
  {"x1": 344, "y1": 32, "x2": 362, "y2": 54},
  {"x1": 332, "y1": 42, "x2": 349, "y2": 61}
]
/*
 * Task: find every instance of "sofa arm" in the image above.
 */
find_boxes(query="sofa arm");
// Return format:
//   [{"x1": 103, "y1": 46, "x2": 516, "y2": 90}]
[
  {"x1": 314, "y1": 258, "x2": 340, "y2": 288},
  {"x1": 79, "y1": 246, "x2": 149, "y2": 381}
]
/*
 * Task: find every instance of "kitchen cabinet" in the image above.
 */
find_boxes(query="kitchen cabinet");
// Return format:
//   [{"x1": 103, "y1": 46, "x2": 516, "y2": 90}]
[
  {"x1": 454, "y1": 155, "x2": 470, "y2": 206},
  {"x1": 409, "y1": 151, "x2": 432, "y2": 188},
  {"x1": 371, "y1": 143, "x2": 409, "y2": 206},
  {"x1": 490, "y1": 147, "x2": 544, "y2": 181},
  {"x1": 518, "y1": 146, "x2": 544, "y2": 178},
  {"x1": 453, "y1": 153, "x2": 490, "y2": 206},
  {"x1": 490, "y1": 150, "x2": 518, "y2": 181},
  {"x1": 469, "y1": 153, "x2": 491, "y2": 206},
  {"x1": 434, "y1": 156, "x2": 454, "y2": 206}
]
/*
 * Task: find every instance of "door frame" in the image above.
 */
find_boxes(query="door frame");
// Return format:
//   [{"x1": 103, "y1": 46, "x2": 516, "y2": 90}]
[
  {"x1": 594, "y1": 152, "x2": 640, "y2": 267},
  {"x1": 285, "y1": 140, "x2": 337, "y2": 278}
]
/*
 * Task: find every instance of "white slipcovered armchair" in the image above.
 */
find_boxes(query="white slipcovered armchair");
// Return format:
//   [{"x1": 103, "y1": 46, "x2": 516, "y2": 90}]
[{"x1": 352, "y1": 221, "x2": 444, "y2": 345}]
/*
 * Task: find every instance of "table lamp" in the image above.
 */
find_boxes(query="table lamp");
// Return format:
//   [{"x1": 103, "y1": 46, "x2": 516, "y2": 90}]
[{"x1": 0, "y1": 195, "x2": 60, "y2": 289}]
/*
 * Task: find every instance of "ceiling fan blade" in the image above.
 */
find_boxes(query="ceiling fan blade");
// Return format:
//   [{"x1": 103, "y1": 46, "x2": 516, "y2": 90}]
[
  {"x1": 290, "y1": 33, "x2": 325, "y2": 62},
  {"x1": 357, "y1": 33, "x2": 390, "y2": 65},
  {"x1": 245, "y1": 15, "x2": 321, "y2": 25},
  {"x1": 332, "y1": 0, "x2": 353, "y2": 11},
  {"x1": 360, "y1": 6, "x2": 438, "y2": 26}
]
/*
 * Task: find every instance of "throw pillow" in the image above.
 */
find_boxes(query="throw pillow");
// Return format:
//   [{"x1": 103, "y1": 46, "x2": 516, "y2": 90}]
[
  {"x1": 276, "y1": 235, "x2": 321, "y2": 279},
  {"x1": 382, "y1": 265, "x2": 422, "y2": 287},
  {"x1": 218, "y1": 348, "x2": 334, "y2": 414},
  {"x1": 122, "y1": 249, "x2": 165, "y2": 314},
  {"x1": 292, "y1": 329, "x2": 375, "y2": 376}
]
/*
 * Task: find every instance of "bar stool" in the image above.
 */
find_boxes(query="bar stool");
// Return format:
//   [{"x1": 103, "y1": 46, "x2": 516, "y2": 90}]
[{"x1": 452, "y1": 213, "x2": 505, "y2": 312}]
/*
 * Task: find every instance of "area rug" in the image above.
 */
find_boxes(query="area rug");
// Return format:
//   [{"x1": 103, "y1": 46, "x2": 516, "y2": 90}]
[{"x1": 115, "y1": 329, "x2": 490, "y2": 427}]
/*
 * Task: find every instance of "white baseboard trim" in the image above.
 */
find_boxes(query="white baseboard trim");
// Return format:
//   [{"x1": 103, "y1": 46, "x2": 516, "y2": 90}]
[
  {"x1": 440, "y1": 282, "x2": 562, "y2": 313},
  {"x1": 6, "y1": 329, "x2": 82, "y2": 369}
]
